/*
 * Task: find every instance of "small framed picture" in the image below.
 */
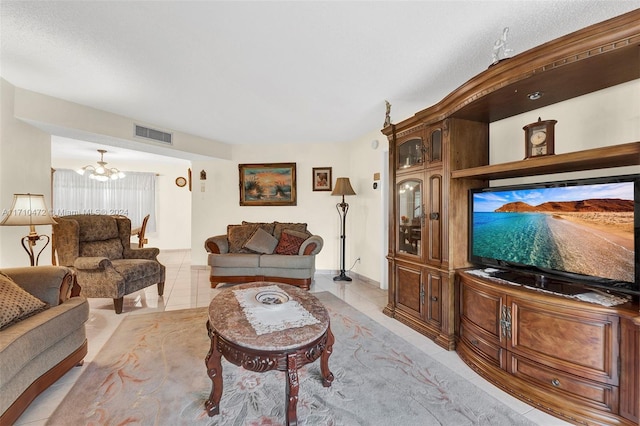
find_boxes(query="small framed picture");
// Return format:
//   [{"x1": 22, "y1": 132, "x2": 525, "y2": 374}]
[{"x1": 312, "y1": 167, "x2": 332, "y2": 191}]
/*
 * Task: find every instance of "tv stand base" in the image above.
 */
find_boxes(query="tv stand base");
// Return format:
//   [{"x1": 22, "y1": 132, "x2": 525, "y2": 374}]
[
  {"x1": 456, "y1": 269, "x2": 639, "y2": 425},
  {"x1": 468, "y1": 268, "x2": 636, "y2": 306}
]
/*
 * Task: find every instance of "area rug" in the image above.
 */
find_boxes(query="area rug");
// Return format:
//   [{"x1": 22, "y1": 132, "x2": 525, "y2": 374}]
[{"x1": 47, "y1": 292, "x2": 535, "y2": 425}]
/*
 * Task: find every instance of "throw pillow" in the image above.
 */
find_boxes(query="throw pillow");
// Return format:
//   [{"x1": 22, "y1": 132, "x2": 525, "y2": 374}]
[
  {"x1": 0, "y1": 272, "x2": 48, "y2": 330},
  {"x1": 242, "y1": 221, "x2": 276, "y2": 235},
  {"x1": 243, "y1": 227, "x2": 279, "y2": 254},
  {"x1": 274, "y1": 230, "x2": 308, "y2": 255},
  {"x1": 227, "y1": 224, "x2": 258, "y2": 253},
  {"x1": 273, "y1": 222, "x2": 309, "y2": 240},
  {"x1": 281, "y1": 229, "x2": 311, "y2": 240}
]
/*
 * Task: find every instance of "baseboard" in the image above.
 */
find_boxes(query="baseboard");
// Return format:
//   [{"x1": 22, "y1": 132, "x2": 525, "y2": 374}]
[
  {"x1": 316, "y1": 270, "x2": 381, "y2": 289},
  {"x1": 346, "y1": 271, "x2": 380, "y2": 288}
]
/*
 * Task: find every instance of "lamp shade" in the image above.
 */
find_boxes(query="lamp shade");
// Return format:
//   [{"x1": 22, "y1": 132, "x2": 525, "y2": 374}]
[
  {"x1": 0, "y1": 193, "x2": 57, "y2": 226},
  {"x1": 331, "y1": 177, "x2": 356, "y2": 196}
]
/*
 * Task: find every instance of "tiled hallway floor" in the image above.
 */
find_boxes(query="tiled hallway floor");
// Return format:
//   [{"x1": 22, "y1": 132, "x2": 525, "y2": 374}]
[{"x1": 14, "y1": 250, "x2": 570, "y2": 425}]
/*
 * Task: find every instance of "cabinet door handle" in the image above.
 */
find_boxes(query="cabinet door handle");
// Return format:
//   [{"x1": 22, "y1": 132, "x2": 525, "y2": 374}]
[
  {"x1": 430, "y1": 296, "x2": 438, "y2": 301},
  {"x1": 551, "y1": 379, "x2": 561, "y2": 387},
  {"x1": 500, "y1": 306, "x2": 512, "y2": 339},
  {"x1": 500, "y1": 306, "x2": 507, "y2": 338},
  {"x1": 429, "y1": 212, "x2": 439, "y2": 220}
]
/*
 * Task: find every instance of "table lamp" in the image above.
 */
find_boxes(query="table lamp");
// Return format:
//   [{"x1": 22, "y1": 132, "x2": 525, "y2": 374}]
[
  {"x1": 0, "y1": 193, "x2": 57, "y2": 266},
  {"x1": 331, "y1": 177, "x2": 356, "y2": 281}
]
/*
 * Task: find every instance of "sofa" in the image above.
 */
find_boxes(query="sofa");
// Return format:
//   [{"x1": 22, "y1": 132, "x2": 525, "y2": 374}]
[
  {"x1": 0, "y1": 266, "x2": 89, "y2": 425},
  {"x1": 205, "y1": 221, "x2": 323, "y2": 290}
]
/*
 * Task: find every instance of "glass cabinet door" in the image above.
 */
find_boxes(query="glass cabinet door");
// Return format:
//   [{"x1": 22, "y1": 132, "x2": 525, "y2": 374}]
[
  {"x1": 397, "y1": 138, "x2": 423, "y2": 169},
  {"x1": 397, "y1": 178, "x2": 422, "y2": 256},
  {"x1": 429, "y1": 129, "x2": 442, "y2": 163}
]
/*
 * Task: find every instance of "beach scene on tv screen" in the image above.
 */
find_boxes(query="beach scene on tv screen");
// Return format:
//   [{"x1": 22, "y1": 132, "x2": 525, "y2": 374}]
[{"x1": 472, "y1": 181, "x2": 635, "y2": 283}]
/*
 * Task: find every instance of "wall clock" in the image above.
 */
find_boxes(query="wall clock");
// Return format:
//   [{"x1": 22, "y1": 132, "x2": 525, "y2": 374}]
[
  {"x1": 175, "y1": 176, "x2": 187, "y2": 187},
  {"x1": 523, "y1": 117, "x2": 557, "y2": 159}
]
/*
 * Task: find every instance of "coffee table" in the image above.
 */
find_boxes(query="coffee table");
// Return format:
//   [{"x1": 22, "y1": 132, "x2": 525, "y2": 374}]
[{"x1": 205, "y1": 282, "x2": 334, "y2": 425}]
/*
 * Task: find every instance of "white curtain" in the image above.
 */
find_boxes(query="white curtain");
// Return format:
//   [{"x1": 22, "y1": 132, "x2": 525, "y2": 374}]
[{"x1": 52, "y1": 169, "x2": 156, "y2": 232}]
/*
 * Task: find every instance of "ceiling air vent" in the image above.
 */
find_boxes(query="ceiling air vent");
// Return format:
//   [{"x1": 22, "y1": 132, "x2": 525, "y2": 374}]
[{"x1": 135, "y1": 124, "x2": 173, "y2": 145}]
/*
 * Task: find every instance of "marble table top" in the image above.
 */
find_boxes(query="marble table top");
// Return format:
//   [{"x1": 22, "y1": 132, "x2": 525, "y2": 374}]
[{"x1": 208, "y1": 282, "x2": 330, "y2": 351}]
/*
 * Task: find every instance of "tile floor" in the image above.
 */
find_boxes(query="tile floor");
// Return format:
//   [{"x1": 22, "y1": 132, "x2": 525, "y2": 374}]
[{"x1": 14, "y1": 250, "x2": 571, "y2": 425}]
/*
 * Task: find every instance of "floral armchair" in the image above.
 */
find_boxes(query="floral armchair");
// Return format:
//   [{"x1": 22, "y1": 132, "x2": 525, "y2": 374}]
[{"x1": 52, "y1": 214, "x2": 165, "y2": 314}]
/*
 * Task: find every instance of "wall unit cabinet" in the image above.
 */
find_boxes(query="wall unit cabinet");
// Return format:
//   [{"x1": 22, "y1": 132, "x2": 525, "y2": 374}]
[
  {"x1": 384, "y1": 118, "x2": 487, "y2": 350},
  {"x1": 382, "y1": 9, "x2": 640, "y2": 425}
]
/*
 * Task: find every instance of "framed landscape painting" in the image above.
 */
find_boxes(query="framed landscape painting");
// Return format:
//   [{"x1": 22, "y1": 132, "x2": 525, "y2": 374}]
[
  {"x1": 239, "y1": 163, "x2": 297, "y2": 206},
  {"x1": 312, "y1": 167, "x2": 332, "y2": 191}
]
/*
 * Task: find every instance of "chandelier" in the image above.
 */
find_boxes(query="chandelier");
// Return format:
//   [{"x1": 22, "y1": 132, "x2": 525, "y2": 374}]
[{"x1": 76, "y1": 149, "x2": 126, "y2": 181}]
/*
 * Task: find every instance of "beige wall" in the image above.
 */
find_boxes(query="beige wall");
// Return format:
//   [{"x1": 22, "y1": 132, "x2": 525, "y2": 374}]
[
  {"x1": 1, "y1": 77, "x2": 637, "y2": 286},
  {"x1": 0, "y1": 79, "x2": 53, "y2": 267},
  {"x1": 490, "y1": 79, "x2": 640, "y2": 185},
  {"x1": 189, "y1": 132, "x2": 389, "y2": 284},
  {"x1": 0, "y1": 80, "x2": 389, "y2": 284},
  {"x1": 13, "y1": 86, "x2": 232, "y2": 162}
]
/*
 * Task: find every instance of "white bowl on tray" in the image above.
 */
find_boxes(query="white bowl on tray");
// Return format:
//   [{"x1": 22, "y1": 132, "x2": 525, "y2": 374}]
[{"x1": 255, "y1": 289, "x2": 290, "y2": 308}]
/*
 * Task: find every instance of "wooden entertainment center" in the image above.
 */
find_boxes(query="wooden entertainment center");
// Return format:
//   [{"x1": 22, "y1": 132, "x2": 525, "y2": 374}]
[{"x1": 382, "y1": 10, "x2": 640, "y2": 425}]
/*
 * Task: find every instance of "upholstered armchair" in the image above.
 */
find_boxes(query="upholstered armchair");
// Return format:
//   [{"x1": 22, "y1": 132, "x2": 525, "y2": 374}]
[{"x1": 52, "y1": 214, "x2": 165, "y2": 314}]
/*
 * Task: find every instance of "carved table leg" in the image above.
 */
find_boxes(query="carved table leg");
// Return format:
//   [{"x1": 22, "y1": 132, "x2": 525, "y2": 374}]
[
  {"x1": 204, "y1": 323, "x2": 223, "y2": 417},
  {"x1": 320, "y1": 326, "x2": 335, "y2": 387},
  {"x1": 285, "y1": 353, "x2": 299, "y2": 426}
]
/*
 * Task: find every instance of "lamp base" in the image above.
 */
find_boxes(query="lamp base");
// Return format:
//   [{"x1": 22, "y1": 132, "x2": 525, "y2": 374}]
[
  {"x1": 333, "y1": 272, "x2": 352, "y2": 282},
  {"x1": 21, "y1": 233, "x2": 50, "y2": 266}
]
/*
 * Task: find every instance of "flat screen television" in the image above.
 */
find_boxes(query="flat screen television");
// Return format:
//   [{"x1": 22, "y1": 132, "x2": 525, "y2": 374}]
[{"x1": 469, "y1": 174, "x2": 639, "y2": 296}]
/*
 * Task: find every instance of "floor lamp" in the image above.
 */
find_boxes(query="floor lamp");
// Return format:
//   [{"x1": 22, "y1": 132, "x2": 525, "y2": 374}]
[
  {"x1": 0, "y1": 193, "x2": 57, "y2": 266},
  {"x1": 331, "y1": 177, "x2": 356, "y2": 281}
]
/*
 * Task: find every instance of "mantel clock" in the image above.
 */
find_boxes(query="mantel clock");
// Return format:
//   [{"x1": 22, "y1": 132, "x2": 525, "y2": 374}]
[{"x1": 523, "y1": 118, "x2": 557, "y2": 159}]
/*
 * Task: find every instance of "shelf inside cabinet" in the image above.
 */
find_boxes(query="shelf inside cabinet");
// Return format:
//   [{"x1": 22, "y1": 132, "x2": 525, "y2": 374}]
[{"x1": 451, "y1": 141, "x2": 639, "y2": 180}]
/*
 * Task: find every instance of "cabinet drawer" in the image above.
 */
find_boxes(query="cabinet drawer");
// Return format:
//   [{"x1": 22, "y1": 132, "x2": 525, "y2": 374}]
[
  {"x1": 510, "y1": 354, "x2": 618, "y2": 413},
  {"x1": 459, "y1": 321, "x2": 503, "y2": 368}
]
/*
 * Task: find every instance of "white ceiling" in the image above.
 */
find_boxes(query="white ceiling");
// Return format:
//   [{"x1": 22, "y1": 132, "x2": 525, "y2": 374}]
[
  {"x1": 51, "y1": 135, "x2": 192, "y2": 166},
  {"x1": 1, "y1": 1, "x2": 638, "y2": 162}
]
